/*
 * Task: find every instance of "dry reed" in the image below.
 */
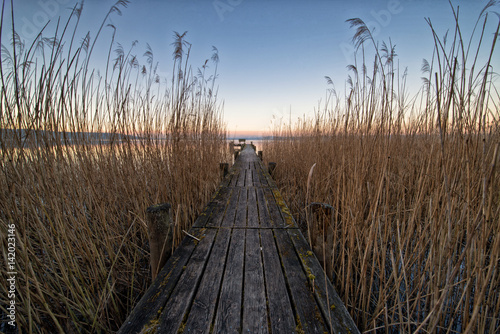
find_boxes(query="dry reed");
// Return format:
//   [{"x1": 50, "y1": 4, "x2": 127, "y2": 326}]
[
  {"x1": 0, "y1": 1, "x2": 228, "y2": 332},
  {"x1": 265, "y1": 2, "x2": 500, "y2": 332}
]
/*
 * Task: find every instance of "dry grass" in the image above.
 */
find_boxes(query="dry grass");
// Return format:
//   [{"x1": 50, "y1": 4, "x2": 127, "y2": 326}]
[
  {"x1": 0, "y1": 1, "x2": 228, "y2": 332},
  {"x1": 265, "y1": 3, "x2": 500, "y2": 333}
]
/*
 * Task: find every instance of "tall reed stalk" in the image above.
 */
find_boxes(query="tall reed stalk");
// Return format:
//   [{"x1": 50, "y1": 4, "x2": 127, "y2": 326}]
[
  {"x1": 265, "y1": 2, "x2": 499, "y2": 332},
  {"x1": 0, "y1": 1, "x2": 228, "y2": 332}
]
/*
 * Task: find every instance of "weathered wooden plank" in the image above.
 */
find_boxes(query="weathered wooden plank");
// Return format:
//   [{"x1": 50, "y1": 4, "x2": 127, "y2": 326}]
[
  {"x1": 287, "y1": 228, "x2": 361, "y2": 334},
  {"x1": 247, "y1": 187, "x2": 259, "y2": 228},
  {"x1": 262, "y1": 178, "x2": 297, "y2": 228},
  {"x1": 154, "y1": 228, "x2": 217, "y2": 334},
  {"x1": 213, "y1": 229, "x2": 246, "y2": 333},
  {"x1": 205, "y1": 186, "x2": 233, "y2": 228},
  {"x1": 260, "y1": 229, "x2": 296, "y2": 332},
  {"x1": 273, "y1": 229, "x2": 327, "y2": 333},
  {"x1": 190, "y1": 200, "x2": 216, "y2": 229},
  {"x1": 246, "y1": 165, "x2": 253, "y2": 186},
  {"x1": 237, "y1": 168, "x2": 246, "y2": 187},
  {"x1": 251, "y1": 169, "x2": 261, "y2": 187},
  {"x1": 181, "y1": 228, "x2": 232, "y2": 333},
  {"x1": 259, "y1": 162, "x2": 278, "y2": 188},
  {"x1": 220, "y1": 165, "x2": 235, "y2": 188},
  {"x1": 242, "y1": 229, "x2": 268, "y2": 334},
  {"x1": 257, "y1": 163, "x2": 269, "y2": 187},
  {"x1": 269, "y1": 187, "x2": 297, "y2": 227},
  {"x1": 221, "y1": 187, "x2": 240, "y2": 227},
  {"x1": 230, "y1": 168, "x2": 240, "y2": 187},
  {"x1": 118, "y1": 229, "x2": 206, "y2": 334},
  {"x1": 263, "y1": 187, "x2": 286, "y2": 227},
  {"x1": 256, "y1": 187, "x2": 271, "y2": 228},
  {"x1": 253, "y1": 164, "x2": 266, "y2": 187},
  {"x1": 192, "y1": 185, "x2": 231, "y2": 228},
  {"x1": 234, "y1": 187, "x2": 248, "y2": 228}
]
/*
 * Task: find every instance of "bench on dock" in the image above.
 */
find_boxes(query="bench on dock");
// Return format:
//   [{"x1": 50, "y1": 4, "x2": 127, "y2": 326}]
[{"x1": 119, "y1": 145, "x2": 359, "y2": 334}]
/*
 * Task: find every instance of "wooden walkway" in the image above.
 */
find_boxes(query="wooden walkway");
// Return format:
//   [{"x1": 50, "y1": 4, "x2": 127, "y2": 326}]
[{"x1": 119, "y1": 145, "x2": 359, "y2": 334}]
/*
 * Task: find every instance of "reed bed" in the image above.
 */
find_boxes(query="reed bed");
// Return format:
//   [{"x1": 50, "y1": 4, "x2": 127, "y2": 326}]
[
  {"x1": 265, "y1": 3, "x2": 499, "y2": 333},
  {"x1": 0, "y1": 1, "x2": 228, "y2": 332}
]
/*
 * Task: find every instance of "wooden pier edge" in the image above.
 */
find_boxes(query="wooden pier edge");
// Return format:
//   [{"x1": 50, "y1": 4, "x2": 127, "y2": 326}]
[
  {"x1": 258, "y1": 152, "x2": 359, "y2": 334},
  {"x1": 118, "y1": 144, "x2": 360, "y2": 334}
]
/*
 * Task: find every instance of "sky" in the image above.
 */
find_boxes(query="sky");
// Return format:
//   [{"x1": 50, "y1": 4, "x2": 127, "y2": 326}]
[{"x1": 6, "y1": 0, "x2": 500, "y2": 137}]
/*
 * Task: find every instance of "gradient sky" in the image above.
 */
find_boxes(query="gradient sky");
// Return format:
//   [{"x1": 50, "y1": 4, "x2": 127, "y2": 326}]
[{"x1": 8, "y1": 0, "x2": 500, "y2": 137}]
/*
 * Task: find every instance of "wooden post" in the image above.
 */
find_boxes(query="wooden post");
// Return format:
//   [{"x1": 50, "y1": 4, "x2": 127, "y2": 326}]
[
  {"x1": 220, "y1": 162, "x2": 228, "y2": 179},
  {"x1": 307, "y1": 202, "x2": 335, "y2": 280},
  {"x1": 146, "y1": 203, "x2": 173, "y2": 281},
  {"x1": 258, "y1": 150, "x2": 263, "y2": 161},
  {"x1": 234, "y1": 151, "x2": 239, "y2": 161},
  {"x1": 268, "y1": 162, "x2": 276, "y2": 177}
]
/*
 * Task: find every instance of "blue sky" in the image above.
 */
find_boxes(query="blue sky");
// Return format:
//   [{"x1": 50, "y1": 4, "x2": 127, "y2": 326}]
[{"x1": 8, "y1": 0, "x2": 500, "y2": 136}]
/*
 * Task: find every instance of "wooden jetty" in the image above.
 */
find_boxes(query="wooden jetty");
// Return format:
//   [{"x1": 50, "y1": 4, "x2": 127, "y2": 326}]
[{"x1": 119, "y1": 144, "x2": 359, "y2": 334}]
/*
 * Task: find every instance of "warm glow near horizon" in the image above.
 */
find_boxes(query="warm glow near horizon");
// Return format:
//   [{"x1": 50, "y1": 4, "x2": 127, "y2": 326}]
[{"x1": 228, "y1": 129, "x2": 271, "y2": 139}]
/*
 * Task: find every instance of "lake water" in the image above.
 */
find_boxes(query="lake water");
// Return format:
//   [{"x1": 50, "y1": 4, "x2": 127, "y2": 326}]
[{"x1": 228, "y1": 139, "x2": 266, "y2": 152}]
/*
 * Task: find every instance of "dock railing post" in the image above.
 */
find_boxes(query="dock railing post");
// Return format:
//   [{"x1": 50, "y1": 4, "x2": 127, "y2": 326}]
[
  {"x1": 258, "y1": 150, "x2": 263, "y2": 161},
  {"x1": 307, "y1": 202, "x2": 335, "y2": 280},
  {"x1": 146, "y1": 203, "x2": 173, "y2": 281},
  {"x1": 220, "y1": 162, "x2": 229, "y2": 179},
  {"x1": 268, "y1": 162, "x2": 276, "y2": 177}
]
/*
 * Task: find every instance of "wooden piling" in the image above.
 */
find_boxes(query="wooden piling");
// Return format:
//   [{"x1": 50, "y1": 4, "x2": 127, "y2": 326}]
[
  {"x1": 146, "y1": 203, "x2": 174, "y2": 281},
  {"x1": 307, "y1": 202, "x2": 335, "y2": 280},
  {"x1": 220, "y1": 162, "x2": 229, "y2": 179},
  {"x1": 268, "y1": 162, "x2": 276, "y2": 177},
  {"x1": 258, "y1": 150, "x2": 263, "y2": 160}
]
